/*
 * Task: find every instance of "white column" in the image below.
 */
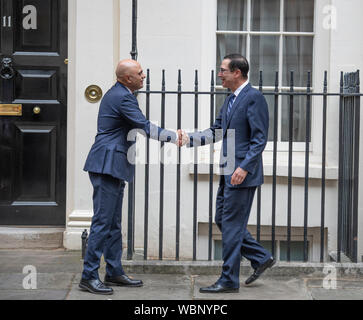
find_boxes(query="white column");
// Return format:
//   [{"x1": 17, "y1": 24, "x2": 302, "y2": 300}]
[{"x1": 64, "y1": 0, "x2": 119, "y2": 249}]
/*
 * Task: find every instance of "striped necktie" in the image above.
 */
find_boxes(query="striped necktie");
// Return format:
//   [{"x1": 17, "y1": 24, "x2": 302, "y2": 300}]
[{"x1": 227, "y1": 94, "x2": 236, "y2": 118}]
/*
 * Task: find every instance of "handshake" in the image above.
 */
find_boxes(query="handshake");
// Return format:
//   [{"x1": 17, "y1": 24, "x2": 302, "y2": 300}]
[{"x1": 175, "y1": 129, "x2": 190, "y2": 147}]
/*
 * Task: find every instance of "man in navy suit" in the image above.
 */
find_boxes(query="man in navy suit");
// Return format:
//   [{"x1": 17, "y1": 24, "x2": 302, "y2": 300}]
[
  {"x1": 180, "y1": 54, "x2": 275, "y2": 293},
  {"x1": 79, "y1": 59, "x2": 179, "y2": 295}
]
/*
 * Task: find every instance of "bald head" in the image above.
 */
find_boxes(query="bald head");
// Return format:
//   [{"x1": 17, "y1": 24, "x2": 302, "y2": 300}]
[
  {"x1": 116, "y1": 59, "x2": 138, "y2": 79},
  {"x1": 116, "y1": 59, "x2": 145, "y2": 92}
]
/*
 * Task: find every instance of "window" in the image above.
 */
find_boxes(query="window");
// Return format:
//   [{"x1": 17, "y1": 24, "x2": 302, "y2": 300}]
[
  {"x1": 216, "y1": 0, "x2": 314, "y2": 144},
  {"x1": 202, "y1": 224, "x2": 323, "y2": 262},
  {"x1": 279, "y1": 241, "x2": 309, "y2": 261},
  {"x1": 214, "y1": 240, "x2": 309, "y2": 261}
]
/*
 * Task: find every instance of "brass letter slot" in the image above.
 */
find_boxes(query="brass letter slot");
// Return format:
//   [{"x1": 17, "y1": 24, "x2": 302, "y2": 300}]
[{"x1": 0, "y1": 104, "x2": 22, "y2": 116}]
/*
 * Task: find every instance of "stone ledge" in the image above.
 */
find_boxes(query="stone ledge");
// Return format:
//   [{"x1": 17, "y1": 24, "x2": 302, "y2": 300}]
[
  {"x1": 0, "y1": 227, "x2": 64, "y2": 249},
  {"x1": 121, "y1": 260, "x2": 363, "y2": 277}
]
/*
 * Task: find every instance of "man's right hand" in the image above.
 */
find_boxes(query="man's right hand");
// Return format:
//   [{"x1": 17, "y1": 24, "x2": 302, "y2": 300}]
[{"x1": 177, "y1": 129, "x2": 189, "y2": 147}]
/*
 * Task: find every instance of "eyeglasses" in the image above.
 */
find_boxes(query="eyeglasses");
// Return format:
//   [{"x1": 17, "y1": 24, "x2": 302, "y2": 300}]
[{"x1": 219, "y1": 68, "x2": 231, "y2": 74}]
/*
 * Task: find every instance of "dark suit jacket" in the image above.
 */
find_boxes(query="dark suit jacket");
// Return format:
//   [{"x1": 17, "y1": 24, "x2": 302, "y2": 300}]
[
  {"x1": 84, "y1": 82, "x2": 176, "y2": 182},
  {"x1": 188, "y1": 83, "x2": 269, "y2": 188}
]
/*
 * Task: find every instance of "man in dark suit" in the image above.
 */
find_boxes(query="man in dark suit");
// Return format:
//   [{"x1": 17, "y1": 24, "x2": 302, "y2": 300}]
[
  {"x1": 79, "y1": 59, "x2": 179, "y2": 295},
  {"x1": 180, "y1": 54, "x2": 275, "y2": 293}
]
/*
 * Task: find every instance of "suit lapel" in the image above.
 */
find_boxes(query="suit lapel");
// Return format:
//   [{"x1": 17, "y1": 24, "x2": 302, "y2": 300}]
[
  {"x1": 225, "y1": 83, "x2": 251, "y2": 129},
  {"x1": 221, "y1": 95, "x2": 230, "y2": 131}
]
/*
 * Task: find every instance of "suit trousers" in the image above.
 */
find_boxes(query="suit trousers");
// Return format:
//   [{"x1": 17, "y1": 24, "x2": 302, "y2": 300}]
[
  {"x1": 82, "y1": 172, "x2": 126, "y2": 280},
  {"x1": 215, "y1": 177, "x2": 271, "y2": 288}
]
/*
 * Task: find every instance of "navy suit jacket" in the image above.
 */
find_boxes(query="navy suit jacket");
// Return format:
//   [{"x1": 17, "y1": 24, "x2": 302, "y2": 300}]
[
  {"x1": 188, "y1": 83, "x2": 269, "y2": 188},
  {"x1": 84, "y1": 82, "x2": 176, "y2": 182}
]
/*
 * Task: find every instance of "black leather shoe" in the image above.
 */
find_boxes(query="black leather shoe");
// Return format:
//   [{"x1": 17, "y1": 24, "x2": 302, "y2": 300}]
[
  {"x1": 79, "y1": 278, "x2": 113, "y2": 295},
  {"x1": 199, "y1": 283, "x2": 239, "y2": 293},
  {"x1": 104, "y1": 274, "x2": 143, "y2": 287},
  {"x1": 245, "y1": 257, "x2": 276, "y2": 285}
]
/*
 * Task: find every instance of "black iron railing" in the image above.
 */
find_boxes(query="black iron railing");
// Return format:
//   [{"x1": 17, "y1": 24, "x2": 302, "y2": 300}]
[
  {"x1": 102, "y1": 0, "x2": 361, "y2": 265},
  {"x1": 119, "y1": 69, "x2": 362, "y2": 264},
  {"x1": 338, "y1": 71, "x2": 360, "y2": 262},
  {"x1": 81, "y1": 69, "x2": 361, "y2": 262}
]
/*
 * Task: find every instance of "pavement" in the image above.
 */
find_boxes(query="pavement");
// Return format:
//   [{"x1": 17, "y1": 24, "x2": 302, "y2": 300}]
[{"x1": 1, "y1": 249, "x2": 363, "y2": 300}]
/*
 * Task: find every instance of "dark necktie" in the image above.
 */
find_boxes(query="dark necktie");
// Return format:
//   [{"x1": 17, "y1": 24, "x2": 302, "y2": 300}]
[{"x1": 227, "y1": 94, "x2": 236, "y2": 118}]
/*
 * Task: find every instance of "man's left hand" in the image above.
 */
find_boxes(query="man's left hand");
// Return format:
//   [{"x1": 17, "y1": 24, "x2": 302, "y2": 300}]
[{"x1": 231, "y1": 167, "x2": 248, "y2": 186}]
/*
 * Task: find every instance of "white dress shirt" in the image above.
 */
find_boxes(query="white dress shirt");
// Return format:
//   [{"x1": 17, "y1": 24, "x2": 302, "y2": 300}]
[{"x1": 233, "y1": 79, "x2": 249, "y2": 98}]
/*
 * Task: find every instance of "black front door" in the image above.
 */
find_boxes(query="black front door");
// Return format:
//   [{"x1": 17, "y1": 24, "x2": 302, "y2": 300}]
[{"x1": 0, "y1": 0, "x2": 67, "y2": 225}]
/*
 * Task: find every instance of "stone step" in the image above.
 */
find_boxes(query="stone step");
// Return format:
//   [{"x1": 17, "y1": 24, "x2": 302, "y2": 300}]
[
  {"x1": 121, "y1": 260, "x2": 363, "y2": 278},
  {"x1": 0, "y1": 227, "x2": 64, "y2": 249}
]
